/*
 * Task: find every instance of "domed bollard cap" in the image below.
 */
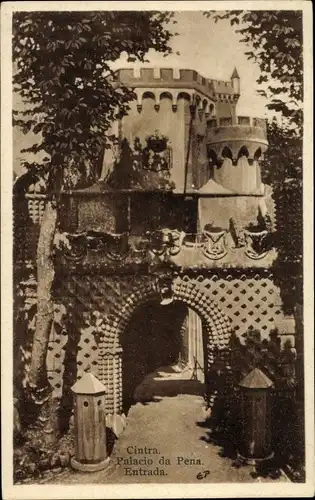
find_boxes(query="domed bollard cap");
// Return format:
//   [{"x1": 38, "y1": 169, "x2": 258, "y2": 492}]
[
  {"x1": 71, "y1": 373, "x2": 110, "y2": 472},
  {"x1": 238, "y1": 368, "x2": 274, "y2": 464},
  {"x1": 238, "y1": 367, "x2": 273, "y2": 389},
  {"x1": 71, "y1": 372, "x2": 107, "y2": 395}
]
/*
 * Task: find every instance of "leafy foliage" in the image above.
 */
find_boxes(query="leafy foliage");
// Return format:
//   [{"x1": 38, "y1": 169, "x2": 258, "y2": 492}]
[
  {"x1": 262, "y1": 121, "x2": 303, "y2": 313},
  {"x1": 106, "y1": 137, "x2": 175, "y2": 190},
  {"x1": 13, "y1": 11, "x2": 175, "y2": 190},
  {"x1": 13, "y1": 11, "x2": 175, "y2": 403},
  {"x1": 204, "y1": 10, "x2": 303, "y2": 313},
  {"x1": 230, "y1": 327, "x2": 296, "y2": 389},
  {"x1": 204, "y1": 10, "x2": 303, "y2": 131}
]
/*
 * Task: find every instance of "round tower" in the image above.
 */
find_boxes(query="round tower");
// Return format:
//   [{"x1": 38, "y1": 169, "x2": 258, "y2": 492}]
[
  {"x1": 231, "y1": 67, "x2": 240, "y2": 96},
  {"x1": 206, "y1": 115, "x2": 268, "y2": 195}
]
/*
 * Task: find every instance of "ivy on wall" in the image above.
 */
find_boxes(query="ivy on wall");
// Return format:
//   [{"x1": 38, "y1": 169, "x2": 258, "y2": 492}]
[
  {"x1": 230, "y1": 326, "x2": 296, "y2": 390},
  {"x1": 261, "y1": 121, "x2": 303, "y2": 315}
]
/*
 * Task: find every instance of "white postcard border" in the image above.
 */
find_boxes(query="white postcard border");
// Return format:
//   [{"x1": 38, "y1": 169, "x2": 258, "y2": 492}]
[{"x1": 1, "y1": 2, "x2": 314, "y2": 498}]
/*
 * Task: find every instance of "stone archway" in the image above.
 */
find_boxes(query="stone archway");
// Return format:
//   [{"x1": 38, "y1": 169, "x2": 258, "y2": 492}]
[{"x1": 96, "y1": 275, "x2": 233, "y2": 420}]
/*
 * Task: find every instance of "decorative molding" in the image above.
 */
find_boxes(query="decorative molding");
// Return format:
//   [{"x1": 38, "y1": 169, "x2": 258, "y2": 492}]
[
  {"x1": 45, "y1": 272, "x2": 287, "y2": 401},
  {"x1": 149, "y1": 229, "x2": 186, "y2": 257},
  {"x1": 244, "y1": 229, "x2": 270, "y2": 260},
  {"x1": 134, "y1": 87, "x2": 214, "y2": 114},
  {"x1": 202, "y1": 230, "x2": 228, "y2": 260},
  {"x1": 153, "y1": 67, "x2": 161, "y2": 79},
  {"x1": 60, "y1": 231, "x2": 130, "y2": 263}
]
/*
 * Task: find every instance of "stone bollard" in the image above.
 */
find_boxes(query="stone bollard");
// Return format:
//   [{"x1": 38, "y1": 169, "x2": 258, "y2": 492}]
[
  {"x1": 237, "y1": 367, "x2": 274, "y2": 464},
  {"x1": 70, "y1": 372, "x2": 110, "y2": 472}
]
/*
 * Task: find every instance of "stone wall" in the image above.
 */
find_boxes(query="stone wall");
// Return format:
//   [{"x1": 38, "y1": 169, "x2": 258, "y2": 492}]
[
  {"x1": 119, "y1": 96, "x2": 187, "y2": 191},
  {"x1": 46, "y1": 270, "x2": 293, "y2": 412}
]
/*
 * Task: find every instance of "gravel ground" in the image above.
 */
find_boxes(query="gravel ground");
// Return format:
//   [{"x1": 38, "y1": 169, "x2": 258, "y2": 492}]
[{"x1": 40, "y1": 365, "x2": 289, "y2": 485}]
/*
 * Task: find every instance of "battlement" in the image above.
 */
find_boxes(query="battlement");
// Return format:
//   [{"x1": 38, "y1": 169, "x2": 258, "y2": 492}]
[
  {"x1": 206, "y1": 116, "x2": 268, "y2": 163},
  {"x1": 207, "y1": 116, "x2": 267, "y2": 130},
  {"x1": 115, "y1": 68, "x2": 236, "y2": 101}
]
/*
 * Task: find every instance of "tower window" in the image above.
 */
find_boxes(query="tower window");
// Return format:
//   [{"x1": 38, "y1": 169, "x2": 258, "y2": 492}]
[
  {"x1": 222, "y1": 146, "x2": 233, "y2": 160},
  {"x1": 238, "y1": 146, "x2": 249, "y2": 159},
  {"x1": 254, "y1": 148, "x2": 262, "y2": 161}
]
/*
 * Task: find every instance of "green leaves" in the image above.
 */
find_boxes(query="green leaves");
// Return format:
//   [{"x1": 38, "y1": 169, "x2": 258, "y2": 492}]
[
  {"x1": 203, "y1": 10, "x2": 303, "y2": 132},
  {"x1": 260, "y1": 120, "x2": 303, "y2": 314},
  {"x1": 13, "y1": 11, "x2": 174, "y2": 190}
]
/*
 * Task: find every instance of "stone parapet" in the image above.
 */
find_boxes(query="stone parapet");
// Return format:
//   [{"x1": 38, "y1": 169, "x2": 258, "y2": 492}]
[
  {"x1": 115, "y1": 67, "x2": 235, "y2": 102},
  {"x1": 207, "y1": 118, "x2": 268, "y2": 160},
  {"x1": 208, "y1": 116, "x2": 267, "y2": 130},
  {"x1": 45, "y1": 271, "x2": 290, "y2": 405}
]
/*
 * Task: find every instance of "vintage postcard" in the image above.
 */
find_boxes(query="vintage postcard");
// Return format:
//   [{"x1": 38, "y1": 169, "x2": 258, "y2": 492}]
[{"x1": 1, "y1": 1, "x2": 314, "y2": 498}]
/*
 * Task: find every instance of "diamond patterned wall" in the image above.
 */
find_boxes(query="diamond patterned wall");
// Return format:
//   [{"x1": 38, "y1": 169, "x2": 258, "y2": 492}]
[
  {"x1": 77, "y1": 326, "x2": 99, "y2": 379},
  {"x1": 196, "y1": 273, "x2": 283, "y2": 337},
  {"x1": 47, "y1": 325, "x2": 67, "y2": 399},
  {"x1": 46, "y1": 272, "x2": 287, "y2": 402},
  {"x1": 27, "y1": 195, "x2": 46, "y2": 224},
  {"x1": 47, "y1": 322, "x2": 98, "y2": 398}
]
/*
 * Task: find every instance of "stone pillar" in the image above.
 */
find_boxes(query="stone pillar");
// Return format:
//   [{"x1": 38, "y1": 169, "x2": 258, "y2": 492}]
[
  {"x1": 231, "y1": 103, "x2": 237, "y2": 125},
  {"x1": 97, "y1": 346, "x2": 123, "y2": 415},
  {"x1": 188, "y1": 309, "x2": 205, "y2": 383},
  {"x1": 97, "y1": 345, "x2": 126, "y2": 437},
  {"x1": 184, "y1": 101, "x2": 195, "y2": 191},
  {"x1": 71, "y1": 373, "x2": 110, "y2": 472},
  {"x1": 178, "y1": 313, "x2": 189, "y2": 366}
]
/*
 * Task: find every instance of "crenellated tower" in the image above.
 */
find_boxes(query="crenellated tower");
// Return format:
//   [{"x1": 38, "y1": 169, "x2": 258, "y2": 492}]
[
  {"x1": 103, "y1": 67, "x2": 268, "y2": 197},
  {"x1": 103, "y1": 67, "x2": 244, "y2": 192},
  {"x1": 231, "y1": 67, "x2": 240, "y2": 98},
  {"x1": 15, "y1": 65, "x2": 297, "y2": 417},
  {"x1": 205, "y1": 115, "x2": 268, "y2": 194}
]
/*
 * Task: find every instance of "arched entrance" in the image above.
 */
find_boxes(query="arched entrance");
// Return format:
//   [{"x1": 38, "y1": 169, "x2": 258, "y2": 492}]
[
  {"x1": 121, "y1": 300, "x2": 207, "y2": 414},
  {"x1": 121, "y1": 300, "x2": 186, "y2": 407},
  {"x1": 96, "y1": 275, "x2": 233, "y2": 428}
]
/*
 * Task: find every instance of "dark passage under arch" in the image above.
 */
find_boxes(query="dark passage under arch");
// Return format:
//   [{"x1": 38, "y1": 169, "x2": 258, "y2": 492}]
[{"x1": 121, "y1": 300, "x2": 189, "y2": 413}]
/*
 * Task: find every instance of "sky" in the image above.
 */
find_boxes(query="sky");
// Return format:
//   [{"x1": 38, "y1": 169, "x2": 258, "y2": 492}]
[
  {"x1": 13, "y1": 11, "x2": 268, "y2": 177},
  {"x1": 110, "y1": 12, "x2": 268, "y2": 116}
]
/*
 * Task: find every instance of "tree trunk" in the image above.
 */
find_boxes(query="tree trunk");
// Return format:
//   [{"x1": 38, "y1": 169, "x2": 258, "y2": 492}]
[{"x1": 28, "y1": 200, "x2": 57, "y2": 400}]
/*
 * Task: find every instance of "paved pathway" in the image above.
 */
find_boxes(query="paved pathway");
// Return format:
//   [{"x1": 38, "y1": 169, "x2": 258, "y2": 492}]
[{"x1": 42, "y1": 365, "x2": 289, "y2": 484}]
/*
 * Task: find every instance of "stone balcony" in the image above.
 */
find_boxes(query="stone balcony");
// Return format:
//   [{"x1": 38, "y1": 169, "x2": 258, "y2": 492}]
[
  {"x1": 114, "y1": 68, "x2": 236, "y2": 103},
  {"x1": 55, "y1": 226, "x2": 277, "y2": 275},
  {"x1": 207, "y1": 116, "x2": 268, "y2": 160}
]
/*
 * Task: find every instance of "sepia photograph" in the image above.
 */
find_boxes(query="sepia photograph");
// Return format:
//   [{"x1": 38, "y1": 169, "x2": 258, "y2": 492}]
[{"x1": 1, "y1": 1, "x2": 314, "y2": 498}]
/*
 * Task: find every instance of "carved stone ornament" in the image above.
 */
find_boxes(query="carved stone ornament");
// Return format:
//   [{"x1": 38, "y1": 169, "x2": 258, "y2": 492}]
[
  {"x1": 141, "y1": 147, "x2": 171, "y2": 172},
  {"x1": 202, "y1": 230, "x2": 228, "y2": 260},
  {"x1": 62, "y1": 231, "x2": 130, "y2": 263},
  {"x1": 146, "y1": 131, "x2": 168, "y2": 153},
  {"x1": 100, "y1": 232, "x2": 129, "y2": 261},
  {"x1": 244, "y1": 229, "x2": 269, "y2": 260},
  {"x1": 149, "y1": 229, "x2": 185, "y2": 257},
  {"x1": 130, "y1": 237, "x2": 150, "y2": 263},
  {"x1": 62, "y1": 233, "x2": 88, "y2": 263},
  {"x1": 155, "y1": 274, "x2": 174, "y2": 305}
]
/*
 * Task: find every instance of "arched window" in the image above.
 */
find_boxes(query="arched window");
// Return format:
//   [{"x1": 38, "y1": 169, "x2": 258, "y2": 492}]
[
  {"x1": 254, "y1": 147, "x2": 262, "y2": 161},
  {"x1": 207, "y1": 149, "x2": 218, "y2": 178},
  {"x1": 195, "y1": 95, "x2": 201, "y2": 107},
  {"x1": 159, "y1": 91, "x2": 173, "y2": 101},
  {"x1": 221, "y1": 146, "x2": 233, "y2": 160},
  {"x1": 238, "y1": 145, "x2": 249, "y2": 159},
  {"x1": 177, "y1": 91, "x2": 191, "y2": 103},
  {"x1": 142, "y1": 91, "x2": 155, "y2": 101}
]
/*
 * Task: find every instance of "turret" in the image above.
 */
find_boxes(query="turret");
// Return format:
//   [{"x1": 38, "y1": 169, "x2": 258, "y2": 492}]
[
  {"x1": 231, "y1": 67, "x2": 240, "y2": 96},
  {"x1": 206, "y1": 116, "x2": 268, "y2": 195}
]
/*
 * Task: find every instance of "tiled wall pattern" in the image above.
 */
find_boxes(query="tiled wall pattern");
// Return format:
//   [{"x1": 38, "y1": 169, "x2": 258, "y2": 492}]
[{"x1": 46, "y1": 273, "x2": 288, "y2": 404}]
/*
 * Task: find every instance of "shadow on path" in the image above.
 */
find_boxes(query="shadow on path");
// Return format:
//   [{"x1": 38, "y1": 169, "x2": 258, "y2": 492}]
[
  {"x1": 132, "y1": 364, "x2": 206, "y2": 404},
  {"x1": 39, "y1": 364, "x2": 290, "y2": 484}
]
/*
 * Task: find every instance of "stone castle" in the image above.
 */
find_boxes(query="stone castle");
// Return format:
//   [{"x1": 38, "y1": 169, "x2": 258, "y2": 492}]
[{"x1": 15, "y1": 66, "x2": 297, "y2": 431}]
